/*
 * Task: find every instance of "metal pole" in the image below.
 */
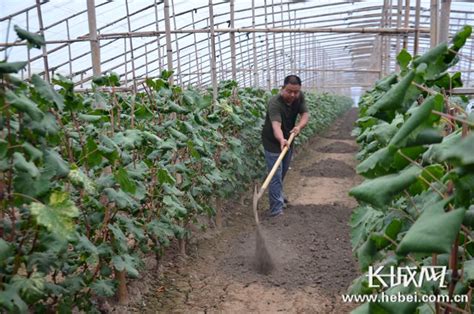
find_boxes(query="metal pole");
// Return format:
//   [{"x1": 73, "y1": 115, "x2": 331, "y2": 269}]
[
  {"x1": 438, "y1": 0, "x2": 452, "y2": 43},
  {"x1": 252, "y1": 0, "x2": 259, "y2": 87},
  {"x1": 171, "y1": 0, "x2": 182, "y2": 85},
  {"x1": 414, "y1": 0, "x2": 421, "y2": 55},
  {"x1": 164, "y1": 0, "x2": 174, "y2": 85},
  {"x1": 191, "y1": 10, "x2": 201, "y2": 86},
  {"x1": 125, "y1": 0, "x2": 137, "y2": 92},
  {"x1": 403, "y1": 0, "x2": 410, "y2": 50},
  {"x1": 154, "y1": 0, "x2": 163, "y2": 70},
  {"x1": 264, "y1": 0, "x2": 271, "y2": 90},
  {"x1": 230, "y1": 0, "x2": 237, "y2": 81},
  {"x1": 66, "y1": 20, "x2": 73, "y2": 78},
  {"x1": 86, "y1": 0, "x2": 101, "y2": 77},
  {"x1": 35, "y1": 0, "x2": 50, "y2": 82},
  {"x1": 208, "y1": 0, "x2": 218, "y2": 103},
  {"x1": 430, "y1": 0, "x2": 439, "y2": 47}
]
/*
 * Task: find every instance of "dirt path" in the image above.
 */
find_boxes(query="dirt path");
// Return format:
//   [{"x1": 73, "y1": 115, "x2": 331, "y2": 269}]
[{"x1": 132, "y1": 108, "x2": 362, "y2": 313}]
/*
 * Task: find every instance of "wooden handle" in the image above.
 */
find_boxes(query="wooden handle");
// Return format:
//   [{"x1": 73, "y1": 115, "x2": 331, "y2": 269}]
[{"x1": 258, "y1": 132, "x2": 296, "y2": 197}]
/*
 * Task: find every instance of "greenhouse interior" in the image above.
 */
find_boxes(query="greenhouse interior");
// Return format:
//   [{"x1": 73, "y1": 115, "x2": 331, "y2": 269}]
[{"x1": 1, "y1": 0, "x2": 474, "y2": 313}]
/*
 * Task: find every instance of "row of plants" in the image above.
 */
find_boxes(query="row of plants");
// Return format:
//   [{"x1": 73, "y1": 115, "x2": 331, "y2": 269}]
[
  {"x1": 0, "y1": 27, "x2": 352, "y2": 312},
  {"x1": 349, "y1": 25, "x2": 473, "y2": 313}
]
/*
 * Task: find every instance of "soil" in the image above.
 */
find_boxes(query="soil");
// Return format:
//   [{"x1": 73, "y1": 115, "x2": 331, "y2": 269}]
[
  {"x1": 316, "y1": 142, "x2": 358, "y2": 154},
  {"x1": 111, "y1": 108, "x2": 363, "y2": 313}
]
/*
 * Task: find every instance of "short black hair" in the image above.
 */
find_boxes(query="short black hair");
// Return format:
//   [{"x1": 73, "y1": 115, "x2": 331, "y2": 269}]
[{"x1": 283, "y1": 75, "x2": 302, "y2": 86}]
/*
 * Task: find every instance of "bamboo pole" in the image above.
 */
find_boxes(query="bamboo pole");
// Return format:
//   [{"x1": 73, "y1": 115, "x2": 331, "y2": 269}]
[
  {"x1": 163, "y1": 0, "x2": 174, "y2": 85},
  {"x1": 66, "y1": 20, "x2": 73, "y2": 79},
  {"x1": 251, "y1": 0, "x2": 259, "y2": 87},
  {"x1": 395, "y1": 0, "x2": 402, "y2": 71},
  {"x1": 171, "y1": 0, "x2": 182, "y2": 85},
  {"x1": 125, "y1": 0, "x2": 137, "y2": 92},
  {"x1": 414, "y1": 0, "x2": 421, "y2": 56},
  {"x1": 430, "y1": 0, "x2": 439, "y2": 47},
  {"x1": 208, "y1": 0, "x2": 218, "y2": 103},
  {"x1": 272, "y1": 0, "x2": 278, "y2": 86},
  {"x1": 124, "y1": 38, "x2": 128, "y2": 88},
  {"x1": 280, "y1": 0, "x2": 285, "y2": 76},
  {"x1": 86, "y1": 0, "x2": 101, "y2": 78},
  {"x1": 288, "y1": 4, "x2": 295, "y2": 73},
  {"x1": 264, "y1": 0, "x2": 271, "y2": 90},
  {"x1": 230, "y1": 0, "x2": 237, "y2": 81},
  {"x1": 191, "y1": 10, "x2": 201, "y2": 86},
  {"x1": 403, "y1": 0, "x2": 410, "y2": 49},
  {"x1": 438, "y1": 0, "x2": 452, "y2": 43},
  {"x1": 154, "y1": 0, "x2": 163, "y2": 71},
  {"x1": 35, "y1": 0, "x2": 50, "y2": 82},
  {"x1": 217, "y1": 26, "x2": 224, "y2": 81}
]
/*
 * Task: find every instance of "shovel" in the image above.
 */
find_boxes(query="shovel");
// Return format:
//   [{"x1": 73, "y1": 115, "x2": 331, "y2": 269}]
[{"x1": 252, "y1": 132, "x2": 296, "y2": 274}]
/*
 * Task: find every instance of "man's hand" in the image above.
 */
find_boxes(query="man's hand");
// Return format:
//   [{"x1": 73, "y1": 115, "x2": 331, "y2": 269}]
[
  {"x1": 279, "y1": 138, "x2": 288, "y2": 151},
  {"x1": 290, "y1": 126, "x2": 301, "y2": 136}
]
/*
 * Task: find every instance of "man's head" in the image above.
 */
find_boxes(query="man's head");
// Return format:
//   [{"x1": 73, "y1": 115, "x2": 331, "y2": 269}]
[{"x1": 281, "y1": 75, "x2": 302, "y2": 104}]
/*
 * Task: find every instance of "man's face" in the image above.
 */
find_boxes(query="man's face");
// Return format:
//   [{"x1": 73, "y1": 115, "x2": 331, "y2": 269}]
[{"x1": 281, "y1": 83, "x2": 301, "y2": 104}]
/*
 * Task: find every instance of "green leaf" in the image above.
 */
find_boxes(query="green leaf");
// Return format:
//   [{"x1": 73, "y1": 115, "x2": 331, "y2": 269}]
[
  {"x1": 112, "y1": 254, "x2": 139, "y2": 277},
  {"x1": 77, "y1": 113, "x2": 102, "y2": 122},
  {"x1": 349, "y1": 165, "x2": 422, "y2": 209},
  {"x1": 14, "y1": 25, "x2": 45, "y2": 49},
  {"x1": 0, "y1": 139, "x2": 7, "y2": 159},
  {"x1": 114, "y1": 167, "x2": 136, "y2": 194},
  {"x1": 413, "y1": 42, "x2": 448, "y2": 67},
  {"x1": 350, "y1": 206, "x2": 384, "y2": 249},
  {"x1": 13, "y1": 152, "x2": 39, "y2": 178},
  {"x1": 389, "y1": 94, "x2": 444, "y2": 148},
  {"x1": 31, "y1": 74, "x2": 65, "y2": 111},
  {"x1": 163, "y1": 195, "x2": 187, "y2": 217},
  {"x1": 0, "y1": 284, "x2": 28, "y2": 313},
  {"x1": 14, "y1": 169, "x2": 53, "y2": 198},
  {"x1": 103, "y1": 188, "x2": 138, "y2": 209},
  {"x1": 157, "y1": 167, "x2": 176, "y2": 185},
  {"x1": 83, "y1": 137, "x2": 102, "y2": 168},
  {"x1": 90, "y1": 279, "x2": 116, "y2": 297},
  {"x1": 462, "y1": 259, "x2": 474, "y2": 282},
  {"x1": 21, "y1": 142, "x2": 43, "y2": 161},
  {"x1": 44, "y1": 149, "x2": 70, "y2": 177},
  {"x1": 397, "y1": 199, "x2": 465, "y2": 255},
  {"x1": 438, "y1": 132, "x2": 474, "y2": 166},
  {"x1": 370, "y1": 219, "x2": 402, "y2": 250},
  {"x1": 356, "y1": 238, "x2": 380, "y2": 271},
  {"x1": 396, "y1": 49, "x2": 412, "y2": 71},
  {"x1": 6, "y1": 90, "x2": 44, "y2": 121},
  {"x1": 0, "y1": 238, "x2": 12, "y2": 262},
  {"x1": 451, "y1": 25, "x2": 472, "y2": 50},
  {"x1": 29, "y1": 192, "x2": 79, "y2": 238},
  {"x1": 366, "y1": 70, "x2": 416, "y2": 117},
  {"x1": 0, "y1": 61, "x2": 27, "y2": 74}
]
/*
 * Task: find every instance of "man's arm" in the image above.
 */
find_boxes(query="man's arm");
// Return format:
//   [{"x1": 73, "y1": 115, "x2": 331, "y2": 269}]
[
  {"x1": 271, "y1": 121, "x2": 287, "y2": 151},
  {"x1": 290, "y1": 112, "x2": 309, "y2": 136}
]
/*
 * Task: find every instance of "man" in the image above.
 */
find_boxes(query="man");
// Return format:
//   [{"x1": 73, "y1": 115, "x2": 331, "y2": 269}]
[{"x1": 261, "y1": 75, "x2": 309, "y2": 217}]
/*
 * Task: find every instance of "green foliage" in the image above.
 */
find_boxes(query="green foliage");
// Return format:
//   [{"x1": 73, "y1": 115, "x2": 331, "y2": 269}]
[
  {"x1": 1, "y1": 30, "x2": 350, "y2": 311},
  {"x1": 349, "y1": 26, "x2": 473, "y2": 313}
]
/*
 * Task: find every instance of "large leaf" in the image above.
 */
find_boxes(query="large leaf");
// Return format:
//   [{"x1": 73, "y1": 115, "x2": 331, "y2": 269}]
[
  {"x1": 14, "y1": 25, "x2": 45, "y2": 49},
  {"x1": 90, "y1": 279, "x2": 116, "y2": 297},
  {"x1": 13, "y1": 152, "x2": 39, "y2": 178},
  {"x1": 31, "y1": 74, "x2": 65, "y2": 111},
  {"x1": 112, "y1": 254, "x2": 139, "y2": 277},
  {"x1": 397, "y1": 199, "x2": 465, "y2": 255},
  {"x1": 6, "y1": 90, "x2": 44, "y2": 121},
  {"x1": 0, "y1": 284, "x2": 28, "y2": 313},
  {"x1": 438, "y1": 132, "x2": 474, "y2": 166},
  {"x1": 29, "y1": 192, "x2": 79, "y2": 238},
  {"x1": 0, "y1": 61, "x2": 27, "y2": 74},
  {"x1": 349, "y1": 165, "x2": 422, "y2": 209},
  {"x1": 44, "y1": 149, "x2": 69, "y2": 177},
  {"x1": 389, "y1": 94, "x2": 444, "y2": 148},
  {"x1": 350, "y1": 206, "x2": 384, "y2": 249},
  {"x1": 114, "y1": 167, "x2": 136, "y2": 194}
]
